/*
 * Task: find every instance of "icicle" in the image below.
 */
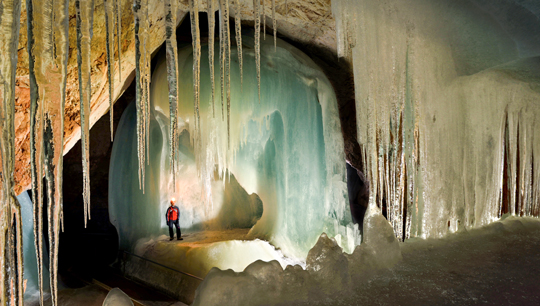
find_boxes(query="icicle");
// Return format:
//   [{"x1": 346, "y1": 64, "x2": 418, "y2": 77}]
[
  {"x1": 116, "y1": 0, "x2": 122, "y2": 83},
  {"x1": 105, "y1": 0, "x2": 115, "y2": 142},
  {"x1": 219, "y1": 3, "x2": 225, "y2": 121},
  {"x1": 208, "y1": 0, "x2": 216, "y2": 117},
  {"x1": 165, "y1": 0, "x2": 179, "y2": 188},
  {"x1": 0, "y1": 0, "x2": 23, "y2": 303},
  {"x1": 253, "y1": 0, "x2": 261, "y2": 103},
  {"x1": 133, "y1": 0, "x2": 151, "y2": 192},
  {"x1": 234, "y1": 0, "x2": 243, "y2": 88},
  {"x1": 76, "y1": 0, "x2": 95, "y2": 228},
  {"x1": 262, "y1": 0, "x2": 266, "y2": 40},
  {"x1": 25, "y1": 0, "x2": 46, "y2": 303},
  {"x1": 27, "y1": 0, "x2": 70, "y2": 303},
  {"x1": 272, "y1": 0, "x2": 276, "y2": 50},
  {"x1": 190, "y1": 0, "x2": 202, "y2": 136}
]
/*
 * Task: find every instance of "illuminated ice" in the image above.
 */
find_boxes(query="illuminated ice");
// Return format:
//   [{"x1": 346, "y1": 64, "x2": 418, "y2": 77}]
[{"x1": 109, "y1": 35, "x2": 355, "y2": 265}]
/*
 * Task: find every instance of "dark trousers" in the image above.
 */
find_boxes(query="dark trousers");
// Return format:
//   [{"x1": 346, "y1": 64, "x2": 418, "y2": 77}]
[
  {"x1": 346, "y1": 163, "x2": 368, "y2": 238},
  {"x1": 168, "y1": 219, "x2": 181, "y2": 239}
]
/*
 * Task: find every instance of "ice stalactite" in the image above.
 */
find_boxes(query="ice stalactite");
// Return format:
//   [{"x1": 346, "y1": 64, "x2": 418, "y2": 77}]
[
  {"x1": 76, "y1": 0, "x2": 95, "y2": 228},
  {"x1": 116, "y1": 0, "x2": 122, "y2": 84},
  {"x1": 234, "y1": 0, "x2": 243, "y2": 88},
  {"x1": 25, "y1": 0, "x2": 46, "y2": 303},
  {"x1": 0, "y1": 0, "x2": 24, "y2": 304},
  {"x1": 272, "y1": 0, "x2": 276, "y2": 50},
  {"x1": 190, "y1": 0, "x2": 202, "y2": 140},
  {"x1": 133, "y1": 0, "x2": 151, "y2": 191},
  {"x1": 208, "y1": 0, "x2": 216, "y2": 117},
  {"x1": 25, "y1": 0, "x2": 70, "y2": 303},
  {"x1": 219, "y1": 0, "x2": 232, "y2": 148},
  {"x1": 262, "y1": 0, "x2": 266, "y2": 40},
  {"x1": 253, "y1": 0, "x2": 261, "y2": 102},
  {"x1": 103, "y1": 0, "x2": 115, "y2": 142},
  {"x1": 165, "y1": 0, "x2": 179, "y2": 189},
  {"x1": 333, "y1": 0, "x2": 540, "y2": 241}
]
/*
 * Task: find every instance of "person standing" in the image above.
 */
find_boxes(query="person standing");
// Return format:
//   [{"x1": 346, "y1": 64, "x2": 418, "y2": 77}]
[{"x1": 166, "y1": 198, "x2": 183, "y2": 241}]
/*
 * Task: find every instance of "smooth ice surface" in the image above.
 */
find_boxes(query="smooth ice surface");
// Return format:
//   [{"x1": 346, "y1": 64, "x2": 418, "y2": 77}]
[
  {"x1": 192, "y1": 215, "x2": 540, "y2": 306},
  {"x1": 333, "y1": 0, "x2": 540, "y2": 241},
  {"x1": 109, "y1": 36, "x2": 354, "y2": 260},
  {"x1": 102, "y1": 288, "x2": 133, "y2": 306}
]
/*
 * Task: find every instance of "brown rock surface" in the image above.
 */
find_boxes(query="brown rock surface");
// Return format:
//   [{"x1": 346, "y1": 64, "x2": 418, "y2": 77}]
[{"x1": 14, "y1": 0, "x2": 339, "y2": 194}]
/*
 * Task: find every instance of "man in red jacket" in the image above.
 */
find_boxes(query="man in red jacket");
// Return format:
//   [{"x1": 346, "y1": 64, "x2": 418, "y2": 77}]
[{"x1": 166, "y1": 198, "x2": 183, "y2": 241}]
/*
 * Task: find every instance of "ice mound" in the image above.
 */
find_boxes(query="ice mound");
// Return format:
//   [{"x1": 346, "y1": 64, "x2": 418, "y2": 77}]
[
  {"x1": 192, "y1": 209, "x2": 402, "y2": 306},
  {"x1": 102, "y1": 288, "x2": 133, "y2": 306}
]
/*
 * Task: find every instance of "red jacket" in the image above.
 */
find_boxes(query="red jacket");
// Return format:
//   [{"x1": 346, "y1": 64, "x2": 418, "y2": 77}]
[{"x1": 166, "y1": 205, "x2": 180, "y2": 222}]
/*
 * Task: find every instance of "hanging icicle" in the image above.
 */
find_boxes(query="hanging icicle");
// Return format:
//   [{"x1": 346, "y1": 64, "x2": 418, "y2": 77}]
[
  {"x1": 272, "y1": 0, "x2": 276, "y2": 50},
  {"x1": 0, "y1": 0, "x2": 24, "y2": 304},
  {"x1": 190, "y1": 0, "x2": 202, "y2": 137},
  {"x1": 165, "y1": 0, "x2": 179, "y2": 188},
  {"x1": 262, "y1": 0, "x2": 266, "y2": 40},
  {"x1": 27, "y1": 0, "x2": 70, "y2": 303},
  {"x1": 234, "y1": 0, "x2": 243, "y2": 88},
  {"x1": 253, "y1": 0, "x2": 261, "y2": 103},
  {"x1": 133, "y1": 0, "x2": 151, "y2": 192},
  {"x1": 76, "y1": 0, "x2": 95, "y2": 228},
  {"x1": 218, "y1": 0, "x2": 232, "y2": 148},
  {"x1": 116, "y1": 0, "x2": 122, "y2": 83},
  {"x1": 208, "y1": 0, "x2": 216, "y2": 117},
  {"x1": 104, "y1": 0, "x2": 115, "y2": 143},
  {"x1": 25, "y1": 0, "x2": 46, "y2": 303}
]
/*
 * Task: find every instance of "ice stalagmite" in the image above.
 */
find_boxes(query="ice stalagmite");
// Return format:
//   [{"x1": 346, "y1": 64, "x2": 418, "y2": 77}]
[
  {"x1": 133, "y1": 0, "x2": 151, "y2": 191},
  {"x1": 190, "y1": 0, "x2": 202, "y2": 137},
  {"x1": 272, "y1": 0, "x2": 276, "y2": 50},
  {"x1": 76, "y1": 0, "x2": 95, "y2": 228},
  {"x1": 208, "y1": 0, "x2": 216, "y2": 117},
  {"x1": 253, "y1": 0, "x2": 261, "y2": 102},
  {"x1": 0, "y1": 0, "x2": 23, "y2": 304},
  {"x1": 104, "y1": 0, "x2": 115, "y2": 142},
  {"x1": 234, "y1": 0, "x2": 243, "y2": 88},
  {"x1": 165, "y1": 0, "x2": 179, "y2": 188}
]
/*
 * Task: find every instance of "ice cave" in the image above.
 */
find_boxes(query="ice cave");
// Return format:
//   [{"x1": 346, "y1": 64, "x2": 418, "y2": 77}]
[{"x1": 1, "y1": 0, "x2": 540, "y2": 305}]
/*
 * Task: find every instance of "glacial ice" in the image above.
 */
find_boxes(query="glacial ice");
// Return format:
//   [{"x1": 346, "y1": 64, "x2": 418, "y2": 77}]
[
  {"x1": 192, "y1": 215, "x2": 540, "y2": 306},
  {"x1": 109, "y1": 35, "x2": 353, "y2": 262},
  {"x1": 332, "y1": 0, "x2": 540, "y2": 241}
]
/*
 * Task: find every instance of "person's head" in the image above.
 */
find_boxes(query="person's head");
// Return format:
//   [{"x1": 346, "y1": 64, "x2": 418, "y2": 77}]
[{"x1": 170, "y1": 198, "x2": 176, "y2": 206}]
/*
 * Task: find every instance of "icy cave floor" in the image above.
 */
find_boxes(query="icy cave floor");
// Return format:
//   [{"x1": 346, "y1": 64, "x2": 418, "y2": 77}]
[
  {"x1": 31, "y1": 217, "x2": 540, "y2": 305},
  {"x1": 132, "y1": 228, "x2": 301, "y2": 279},
  {"x1": 340, "y1": 217, "x2": 540, "y2": 306}
]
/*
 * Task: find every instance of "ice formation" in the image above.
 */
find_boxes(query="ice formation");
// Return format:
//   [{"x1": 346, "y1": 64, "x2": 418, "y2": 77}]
[
  {"x1": 133, "y1": 0, "x2": 152, "y2": 192},
  {"x1": 192, "y1": 213, "x2": 540, "y2": 305},
  {"x1": 103, "y1": 0, "x2": 115, "y2": 142},
  {"x1": 208, "y1": 0, "x2": 216, "y2": 117},
  {"x1": 102, "y1": 288, "x2": 134, "y2": 306},
  {"x1": 332, "y1": 0, "x2": 540, "y2": 241},
  {"x1": 109, "y1": 36, "x2": 352, "y2": 260},
  {"x1": 164, "y1": 0, "x2": 180, "y2": 188},
  {"x1": 76, "y1": 0, "x2": 95, "y2": 227},
  {"x1": 0, "y1": 0, "x2": 24, "y2": 303}
]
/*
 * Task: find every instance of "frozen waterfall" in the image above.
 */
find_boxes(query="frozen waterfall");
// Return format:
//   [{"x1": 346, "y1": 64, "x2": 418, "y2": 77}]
[{"x1": 109, "y1": 35, "x2": 357, "y2": 261}]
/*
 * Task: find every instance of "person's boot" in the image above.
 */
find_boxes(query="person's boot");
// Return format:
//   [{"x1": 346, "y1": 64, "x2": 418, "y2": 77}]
[
  {"x1": 178, "y1": 237, "x2": 183, "y2": 241},
  {"x1": 169, "y1": 237, "x2": 174, "y2": 241}
]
